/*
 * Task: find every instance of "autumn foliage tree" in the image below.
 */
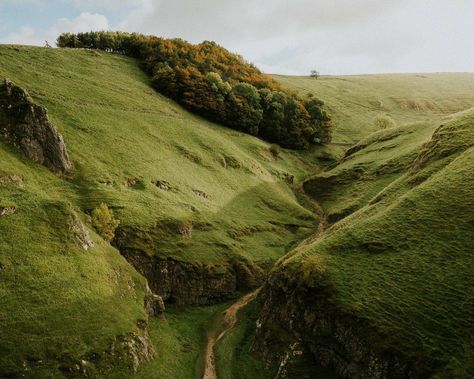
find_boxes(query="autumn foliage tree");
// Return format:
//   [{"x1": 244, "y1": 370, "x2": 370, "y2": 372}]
[{"x1": 57, "y1": 31, "x2": 331, "y2": 149}]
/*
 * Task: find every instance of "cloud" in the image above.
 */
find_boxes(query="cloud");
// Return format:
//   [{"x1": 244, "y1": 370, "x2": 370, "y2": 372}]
[
  {"x1": 117, "y1": 0, "x2": 474, "y2": 75},
  {"x1": 1, "y1": 12, "x2": 109, "y2": 46},
  {"x1": 73, "y1": 0, "x2": 145, "y2": 9},
  {"x1": 1, "y1": 0, "x2": 473, "y2": 74}
]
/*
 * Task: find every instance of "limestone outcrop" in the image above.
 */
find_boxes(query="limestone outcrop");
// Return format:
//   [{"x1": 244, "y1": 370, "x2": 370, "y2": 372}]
[{"x1": 0, "y1": 79, "x2": 71, "y2": 174}]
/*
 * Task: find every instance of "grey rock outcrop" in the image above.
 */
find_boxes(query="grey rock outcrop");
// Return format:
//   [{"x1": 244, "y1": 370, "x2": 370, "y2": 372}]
[
  {"x1": 253, "y1": 272, "x2": 435, "y2": 379},
  {"x1": 0, "y1": 79, "x2": 71, "y2": 174},
  {"x1": 70, "y1": 211, "x2": 94, "y2": 250},
  {"x1": 114, "y1": 226, "x2": 264, "y2": 305},
  {"x1": 144, "y1": 284, "x2": 165, "y2": 316},
  {"x1": 0, "y1": 206, "x2": 16, "y2": 217}
]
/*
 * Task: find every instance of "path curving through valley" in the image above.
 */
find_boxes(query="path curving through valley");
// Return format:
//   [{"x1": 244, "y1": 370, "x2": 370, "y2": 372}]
[{"x1": 203, "y1": 289, "x2": 260, "y2": 379}]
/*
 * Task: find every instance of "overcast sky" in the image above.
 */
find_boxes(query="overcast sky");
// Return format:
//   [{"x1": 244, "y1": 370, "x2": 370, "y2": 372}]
[{"x1": 0, "y1": 0, "x2": 473, "y2": 75}]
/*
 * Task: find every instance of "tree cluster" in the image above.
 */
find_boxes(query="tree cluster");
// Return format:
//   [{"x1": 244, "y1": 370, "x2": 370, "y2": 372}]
[{"x1": 57, "y1": 31, "x2": 331, "y2": 148}]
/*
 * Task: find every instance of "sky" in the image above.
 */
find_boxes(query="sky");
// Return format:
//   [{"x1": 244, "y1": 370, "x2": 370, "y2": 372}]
[{"x1": 0, "y1": 0, "x2": 473, "y2": 75}]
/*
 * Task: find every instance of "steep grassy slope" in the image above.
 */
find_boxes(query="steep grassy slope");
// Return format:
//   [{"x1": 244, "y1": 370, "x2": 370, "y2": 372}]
[
  {"x1": 256, "y1": 108, "x2": 474, "y2": 377},
  {"x1": 0, "y1": 133, "x2": 150, "y2": 376},
  {"x1": 0, "y1": 45, "x2": 321, "y2": 377}
]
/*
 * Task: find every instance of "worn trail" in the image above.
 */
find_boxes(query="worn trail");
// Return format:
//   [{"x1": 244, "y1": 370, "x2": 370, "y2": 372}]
[{"x1": 203, "y1": 289, "x2": 260, "y2": 379}]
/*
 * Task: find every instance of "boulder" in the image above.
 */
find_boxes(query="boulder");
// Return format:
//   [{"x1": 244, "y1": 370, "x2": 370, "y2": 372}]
[
  {"x1": 0, "y1": 79, "x2": 71, "y2": 174},
  {"x1": 0, "y1": 206, "x2": 16, "y2": 217},
  {"x1": 70, "y1": 211, "x2": 94, "y2": 250}
]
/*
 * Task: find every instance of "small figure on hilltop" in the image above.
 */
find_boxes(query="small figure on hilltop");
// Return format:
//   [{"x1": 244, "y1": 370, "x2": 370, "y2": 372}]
[
  {"x1": 310, "y1": 69, "x2": 320, "y2": 79},
  {"x1": 44, "y1": 40, "x2": 52, "y2": 48}
]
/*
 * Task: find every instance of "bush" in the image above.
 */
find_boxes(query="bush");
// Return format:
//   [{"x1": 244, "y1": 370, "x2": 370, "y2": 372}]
[
  {"x1": 269, "y1": 144, "x2": 280, "y2": 158},
  {"x1": 374, "y1": 114, "x2": 397, "y2": 129},
  {"x1": 91, "y1": 203, "x2": 120, "y2": 242},
  {"x1": 57, "y1": 31, "x2": 332, "y2": 149}
]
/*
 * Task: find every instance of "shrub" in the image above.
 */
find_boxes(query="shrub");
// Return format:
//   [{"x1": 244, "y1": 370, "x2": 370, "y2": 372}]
[
  {"x1": 374, "y1": 114, "x2": 397, "y2": 129},
  {"x1": 269, "y1": 144, "x2": 280, "y2": 158},
  {"x1": 91, "y1": 203, "x2": 120, "y2": 242}
]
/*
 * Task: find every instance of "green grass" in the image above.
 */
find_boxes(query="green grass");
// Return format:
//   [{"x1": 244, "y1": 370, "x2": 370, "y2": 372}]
[
  {"x1": 1, "y1": 43, "x2": 474, "y2": 377},
  {"x1": 279, "y1": 108, "x2": 474, "y2": 377},
  {"x1": 0, "y1": 45, "x2": 321, "y2": 377},
  {"x1": 215, "y1": 299, "x2": 273, "y2": 379},
  {"x1": 276, "y1": 73, "x2": 474, "y2": 145},
  {"x1": 304, "y1": 121, "x2": 440, "y2": 221},
  {"x1": 134, "y1": 304, "x2": 228, "y2": 379}
]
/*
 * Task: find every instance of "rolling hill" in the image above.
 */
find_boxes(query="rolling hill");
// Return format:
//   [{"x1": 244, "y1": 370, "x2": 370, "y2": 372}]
[{"x1": 1, "y1": 43, "x2": 474, "y2": 378}]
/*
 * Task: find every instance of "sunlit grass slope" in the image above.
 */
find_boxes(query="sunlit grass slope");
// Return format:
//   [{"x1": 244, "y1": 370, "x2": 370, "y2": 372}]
[
  {"x1": 280, "y1": 108, "x2": 474, "y2": 377},
  {"x1": 276, "y1": 73, "x2": 474, "y2": 145},
  {"x1": 0, "y1": 45, "x2": 320, "y2": 376},
  {"x1": 277, "y1": 73, "x2": 474, "y2": 222}
]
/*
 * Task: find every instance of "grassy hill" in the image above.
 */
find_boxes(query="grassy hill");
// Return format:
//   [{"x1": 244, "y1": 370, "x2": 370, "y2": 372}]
[
  {"x1": 0, "y1": 45, "x2": 320, "y2": 377},
  {"x1": 1, "y1": 43, "x2": 474, "y2": 378},
  {"x1": 253, "y1": 74, "x2": 474, "y2": 377}
]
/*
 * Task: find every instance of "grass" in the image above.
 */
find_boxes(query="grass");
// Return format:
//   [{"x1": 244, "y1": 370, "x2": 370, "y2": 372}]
[
  {"x1": 215, "y1": 299, "x2": 273, "y2": 379},
  {"x1": 0, "y1": 45, "x2": 320, "y2": 377},
  {"x1": 276, "y1": 73, "x2": 474, "y2": 145},
  {"x1": 133, "y1": 304, "x2": 229, "y2": 379},
  {"x1": 278, "y1": 108, "x2": 474, "y2": 377},
  {"x1": 1, "y1": 43, "x2": 473, "y2": 377}
]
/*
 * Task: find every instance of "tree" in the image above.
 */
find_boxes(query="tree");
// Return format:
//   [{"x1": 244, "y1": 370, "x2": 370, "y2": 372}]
[
  {"x1": 56, "y1": 31, "x2": 332, "y2": 149},
  {"x1": 91, "y1": 203, "x2": 120, "y2": 242},
  {"x1": 310, "y1": 70, "x2": 320, "y2": 79}
]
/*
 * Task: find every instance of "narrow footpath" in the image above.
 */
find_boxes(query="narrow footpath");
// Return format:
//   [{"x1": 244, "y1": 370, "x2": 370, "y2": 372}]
[
  {"x1": 202, "y1": 289, "x2": 260, "y2": 379},
  {"x1": 202, "y1": 183, "x2": 326, "y2": 379}
]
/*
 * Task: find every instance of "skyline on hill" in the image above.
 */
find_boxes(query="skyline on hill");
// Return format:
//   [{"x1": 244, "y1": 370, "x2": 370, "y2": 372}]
[{"x1": 0, "y1": 0, "x2": 473, "y2": 75}]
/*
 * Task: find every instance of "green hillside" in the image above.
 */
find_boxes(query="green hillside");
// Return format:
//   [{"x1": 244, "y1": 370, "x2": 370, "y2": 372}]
[
  {"x1": 1, "y1": 43, "x2": 474, "y2": 378},
  {"x1": 0, "y1": 45, "x2": 319, "y2": 377},
  {"x1": 253, "y1": 74, "x2": 474, "y2": 377}
]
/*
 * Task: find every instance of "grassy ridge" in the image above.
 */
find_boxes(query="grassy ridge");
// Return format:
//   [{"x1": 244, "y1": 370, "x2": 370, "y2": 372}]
[
  {"x1": 0, "y1": 45, "x2": 321, "y2": 376},
  {"x1": 276, "y1": 73, "x2": 474, "y2": 145},
  {"x1": 279, "y1": 108, "x2": 474, "y2": 376}
]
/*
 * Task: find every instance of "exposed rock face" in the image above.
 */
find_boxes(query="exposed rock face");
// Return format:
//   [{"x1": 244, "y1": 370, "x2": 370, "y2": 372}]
[
  {"x1": 120, "y1": 249, "x2": 238, "y2": 305},
  {"x1": 58, "y1": 328, "x2": 155, "y2": 376},
  {"x1": 114, "y1": 227, "x2": 263, "y2": 305},
  {"x1": 0, "y1": 206, "x2": 16, "y2": 217},
  {"x1": 144, "y1": 283, "x2": 165, "y2": 316},
  {"x1": 253, "y1": 273, "x2": 435, "y2": 379},
  {"x1": 0, "y1": 79, "x2": 71, "y2": 174},
  {"x1": 69, "y1": 211, "x2": 94, "y2": 250},
  {"x1": 111, "y1": 330, "x2": 155, "y2": 372}
]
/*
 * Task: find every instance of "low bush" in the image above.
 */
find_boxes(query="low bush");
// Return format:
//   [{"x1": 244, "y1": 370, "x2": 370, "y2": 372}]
[{"x1": 91, "y1": 203, "x2": 120, "y2": 242}]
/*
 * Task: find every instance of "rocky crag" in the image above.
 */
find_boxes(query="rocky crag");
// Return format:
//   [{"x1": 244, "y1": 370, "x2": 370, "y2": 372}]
[
  {"x1": 253, "y1": 272, "x2": 434, "y2": 379},
  {"x1": 0, "y1": 79, "x2": 71, "y2": 174}
]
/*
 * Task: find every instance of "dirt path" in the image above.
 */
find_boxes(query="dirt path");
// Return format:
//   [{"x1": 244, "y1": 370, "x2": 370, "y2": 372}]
[
  {"x1": 202, "y1": 184, "x2": 325, "y2": 378},
  {"x1": 295, "y1": 183, "x2": 328, "y2": 247},
  {"x1": 203, "y1": 289, "x2": 260, "y2": 379}
]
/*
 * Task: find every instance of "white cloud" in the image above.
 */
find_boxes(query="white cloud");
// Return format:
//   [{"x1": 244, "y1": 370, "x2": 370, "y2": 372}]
[
  {"x1": 73, "y1": 0, "x2": 144, "y2": 9},
  {"x1": 1, "y1": 0, "x2": 473, "y2": 74},
  {"x1": 117, "y1": 0, "x2": 474, "y2": 75},
  {"x1": 1, "y1": 12, "x2": 109, "y2": 46}
]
